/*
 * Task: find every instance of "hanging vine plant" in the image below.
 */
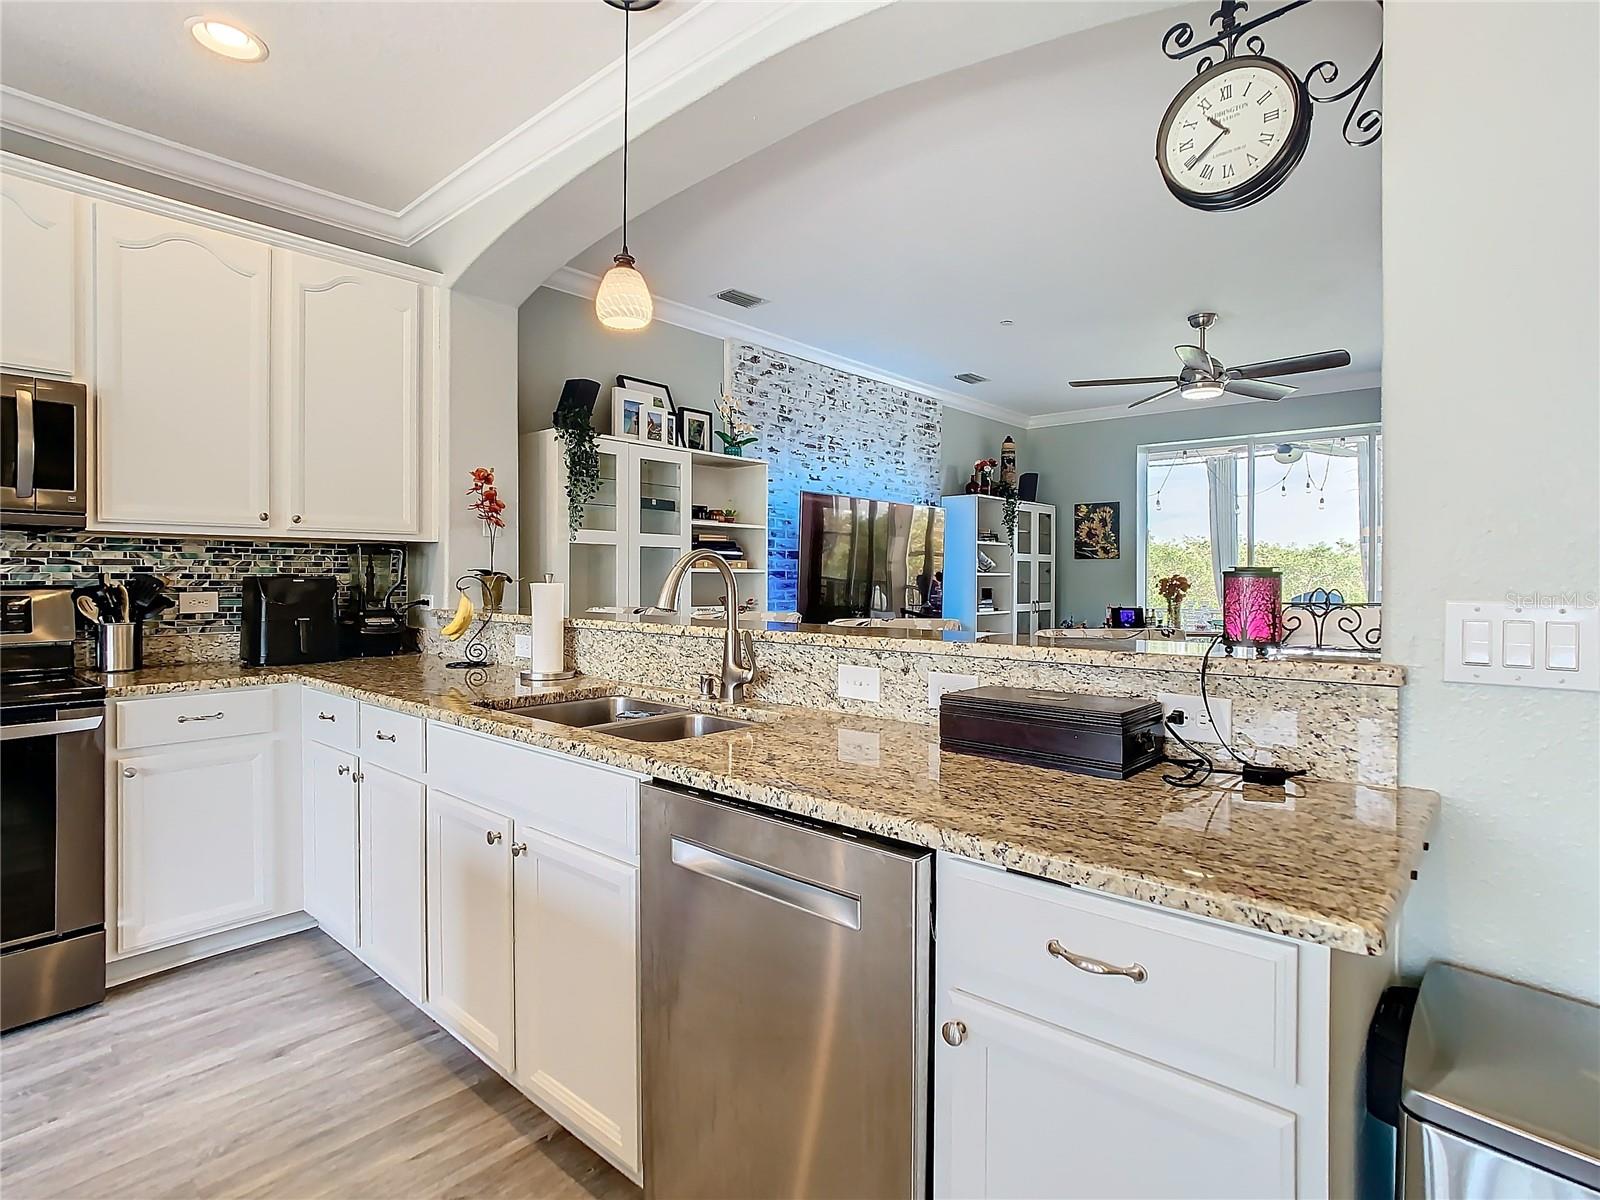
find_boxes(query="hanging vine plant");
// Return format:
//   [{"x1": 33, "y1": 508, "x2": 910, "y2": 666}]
[{"x1": 553, "y1": 402, "x2": 600, "y2": 539}]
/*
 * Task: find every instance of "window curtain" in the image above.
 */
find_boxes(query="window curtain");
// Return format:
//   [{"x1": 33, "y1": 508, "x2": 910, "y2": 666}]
[
  {"x1": 1357, "y1": 436, "x2": 1374, "y2": 598},
  {"x1": 1205, "y1": 454, "x2": 1239, "y2": 594}
]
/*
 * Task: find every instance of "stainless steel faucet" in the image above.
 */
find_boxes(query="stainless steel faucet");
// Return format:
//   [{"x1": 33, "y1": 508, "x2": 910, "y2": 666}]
[{"x1": 654, "y1": 551, "x2": 756, "y2": 702}]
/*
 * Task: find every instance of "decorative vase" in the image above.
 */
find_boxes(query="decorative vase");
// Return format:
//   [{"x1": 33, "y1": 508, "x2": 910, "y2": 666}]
[
  {"x1": 723, "y1": 442, "x2": 744, "y2": 458},
  {"x1": 1165, "y1": 600, "x2": 1183, "y2": 630},
  {"x1": 473, "y1": 570, "x2": 512, "y2": 614}
]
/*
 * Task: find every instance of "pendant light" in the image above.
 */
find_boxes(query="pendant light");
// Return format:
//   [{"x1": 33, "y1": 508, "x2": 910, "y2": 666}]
[{"x1": 595, "y1": 0, "x2": 659, "y2": 332}]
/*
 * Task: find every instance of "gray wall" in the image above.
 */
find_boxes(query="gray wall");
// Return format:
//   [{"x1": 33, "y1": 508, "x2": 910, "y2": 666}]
[
  {"x1": 941, "y1": 406, "x2": 1027, "y2": 496},
  {"x1": 1384, "y1": 3, "x2": 1599, "y2": 1002},
  {"x1": 1028, "y1": 388, "x2": 1381, "y2": 624}
]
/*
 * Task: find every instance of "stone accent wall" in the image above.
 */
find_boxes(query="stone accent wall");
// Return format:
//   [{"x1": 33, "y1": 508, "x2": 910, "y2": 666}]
[{"x1": 728, "y1": 343, "x2": 942, "y2": 609}]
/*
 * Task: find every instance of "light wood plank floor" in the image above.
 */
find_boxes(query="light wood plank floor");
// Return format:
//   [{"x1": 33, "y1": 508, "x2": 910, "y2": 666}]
[{"x1": 0, "y1": 930, "x2": 641, "y2": 1200}]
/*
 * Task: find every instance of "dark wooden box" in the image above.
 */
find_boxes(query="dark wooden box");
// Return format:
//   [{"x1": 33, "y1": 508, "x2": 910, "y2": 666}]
[{"x1": 938, "y1": 687, "x2": 1164, "y2": 780}]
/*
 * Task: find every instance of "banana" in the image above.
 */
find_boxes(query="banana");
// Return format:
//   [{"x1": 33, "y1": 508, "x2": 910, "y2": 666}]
[{"x1": 441, "y1": 592, "x2": 475, "y2": 640}]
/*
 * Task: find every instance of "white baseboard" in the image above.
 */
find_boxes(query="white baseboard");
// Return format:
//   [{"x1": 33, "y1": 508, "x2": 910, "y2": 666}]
[{"x1": 107, "y1": 912, "x2": 317, "y2": 988}]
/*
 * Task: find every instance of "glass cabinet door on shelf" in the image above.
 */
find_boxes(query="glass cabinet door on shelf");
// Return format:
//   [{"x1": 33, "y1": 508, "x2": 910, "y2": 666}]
[
  {"x1": 573, "y1": 444, "x2": 621, "y2": 535},
  {"x1": 569, "y1": 542, "x2": 626, "y2": 616},
  {"x1": 1036, "y1": 508, "x2": 1053, "y2": 558},
  {"x1": 1015, "y1": 509, "x2": 1033, "y2": 557},
  {"x1": 630, "y1": 446, "x2": 689, "y2": 543}
]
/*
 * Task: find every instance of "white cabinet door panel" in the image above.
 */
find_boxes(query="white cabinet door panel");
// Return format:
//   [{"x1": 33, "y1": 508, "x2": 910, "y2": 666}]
[
  {"x1": 513, "y1": 827, "x2": 639, "y2": 1175},
  {"x1": 426, "y1": 788, "x2": 515, "y2": 1071},
  {"x1": 303, "y1": 740, "x2": 359, "y2": 951},
  {"x1": 1, "y1": 176, "x2": 77, "y2": 375},
  {"x1": 358, "y1": 762, "x2": 426, "y2": 1003},
  {"x1": 936, "y1": 991, "x2": 1296, "y2": 1200},
  {"x1": 94, "y1": 204, "x2": 271, "y2": 529},
  {"x1": 278, "y1": 251, "x2": 421, "y2": 536},
  {"x1": 115, "y1": 742, "x2": 275, "y2": 954}
]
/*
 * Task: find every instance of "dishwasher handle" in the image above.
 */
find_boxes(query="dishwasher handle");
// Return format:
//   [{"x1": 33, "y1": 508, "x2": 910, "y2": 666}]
[{"x1": 670, "y1": 837, "x2": 862, "y2": 930}]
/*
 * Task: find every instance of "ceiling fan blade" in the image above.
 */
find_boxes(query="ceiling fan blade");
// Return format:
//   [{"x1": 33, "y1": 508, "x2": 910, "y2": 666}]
[
  {"x1": 1068, "y1": 375, "x2": 1175, "y2": 388},
  {"x1": 1174, "y1": 344, "x2": 1216, "y2": 373},
  {"x1": 1224, "y1": 378, "x2": 1296, "y2": 401},
  {"x1": 1128, "y1": 386, "x2": 1179, "y2": 410},
  {"x1": 1228, "y1": 350, "x2": 1351, "y2": 379}
]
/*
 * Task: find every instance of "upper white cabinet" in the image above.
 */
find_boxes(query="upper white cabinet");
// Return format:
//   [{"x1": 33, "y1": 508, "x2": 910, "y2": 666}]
[
  {"x1": 95, "y1": 204, "x2": 273, "y2": 531},
  {"x1": 1, "y1": 175, "x2": 78, "y2": 376},
  {"x1": 276, "y1": 252, "x2": 423, "y2": 536}
]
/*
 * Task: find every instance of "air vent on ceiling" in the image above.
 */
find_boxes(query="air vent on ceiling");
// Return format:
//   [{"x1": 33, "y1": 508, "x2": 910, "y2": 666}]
[
  {"x1": 715, "y1": 288, "x2": 768, "y2": 309},
  {"x1": 953, "y1": 372, "x2": 990, "y2": 385}
]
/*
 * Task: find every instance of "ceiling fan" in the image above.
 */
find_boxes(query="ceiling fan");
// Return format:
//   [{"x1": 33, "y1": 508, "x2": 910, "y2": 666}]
[{"x1": 1069, "y1": 313, "x2": 1352, "y2": 410}]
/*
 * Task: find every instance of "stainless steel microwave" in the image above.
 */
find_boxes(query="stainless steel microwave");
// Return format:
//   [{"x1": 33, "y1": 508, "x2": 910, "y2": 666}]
[{"x1": 1, "y1": 374, "x2": 87, "y2": 528}]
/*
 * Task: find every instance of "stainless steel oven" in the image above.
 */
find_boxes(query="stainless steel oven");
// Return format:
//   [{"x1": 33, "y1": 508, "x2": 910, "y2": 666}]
[
  {"x1": 1, "y1": 588, "x2": 107, "y2": 1031},
  {"x1": 2, "y1": 374, "x2": 88, "y2": 528}
]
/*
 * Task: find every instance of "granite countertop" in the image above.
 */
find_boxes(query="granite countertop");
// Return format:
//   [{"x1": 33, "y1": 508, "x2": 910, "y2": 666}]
[{"x1": 98, "y1": 655, "x2": 1438, "y2": 955}]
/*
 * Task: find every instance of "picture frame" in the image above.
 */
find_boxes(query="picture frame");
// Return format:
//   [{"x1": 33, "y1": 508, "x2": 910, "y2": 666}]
[
  {"x1": 1073, "y1": 501, "x2": 1121, "y2": 560},
  {"x1": 644, "y1": 406, "x2": 668, "y2": 445},
  {"x1": 611, "y1": 386, "x2": 654, "y2": 441},
  {"x1": 617, "y1": 375, "x2": 674, "y2": 416},
  {"x1": 678, "y1": 407, "x2": 714, "y2": 452}
]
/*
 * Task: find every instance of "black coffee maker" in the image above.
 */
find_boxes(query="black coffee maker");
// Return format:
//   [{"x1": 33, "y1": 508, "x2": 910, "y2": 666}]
[
  {"x1": 339, "y1": 546, "x2": 419, "y2": 657},
  {"x1": 242, "y1": 576, "x2": 340, "y2": 666}
]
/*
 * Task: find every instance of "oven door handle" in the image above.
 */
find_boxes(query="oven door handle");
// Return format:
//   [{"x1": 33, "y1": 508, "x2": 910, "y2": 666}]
[
  {"x1": 15, "y1": 385, "x2": 35, "y2": 499},
  {"x1": 0, "y1": 714, "x2": 104, "y2": 741}
]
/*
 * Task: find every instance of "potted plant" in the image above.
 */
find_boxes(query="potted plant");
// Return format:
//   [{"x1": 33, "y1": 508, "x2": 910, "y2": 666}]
[
  {"x1": 552, "y1": 389, "x2": 600, "y2": 538},
  {"x1": 1157, "y1": 573, "x2": 1191, "y2": 630},
  {"x1": 467, "y1": 466, "x2": 511, "y2": 611},
  {"x1": 714, "y1": 392, "x2": 758, "y2": 457}
]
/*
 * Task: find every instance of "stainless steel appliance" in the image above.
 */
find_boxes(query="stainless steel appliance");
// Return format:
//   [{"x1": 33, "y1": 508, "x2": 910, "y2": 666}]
[
  {"x1": 641, "y1": 783, "x2": 931, "y2": 1199},
  {"x1": 1399, "y1": 963, "x2": 1600, "y2": 1198},
  {"x1": 1, "y1": 374, "x2": 88, "y2": 528},
  {"x1": 1, "y1": 588, "x2": 107, "y2": 1032}
]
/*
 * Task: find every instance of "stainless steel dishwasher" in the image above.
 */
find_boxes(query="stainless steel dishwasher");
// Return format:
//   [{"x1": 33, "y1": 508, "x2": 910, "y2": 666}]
[{"x1": 641, "y1": 783, "x2": 931, "y2": 1199}]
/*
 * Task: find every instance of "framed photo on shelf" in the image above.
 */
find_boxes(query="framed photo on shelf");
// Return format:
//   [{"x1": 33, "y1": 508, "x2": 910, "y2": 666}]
[
  {"x1": 617, "y1": 375, "x2": 673, "y2": 413},
  {"x1": 644, "y1": 406, "x2": 668, "y2": 444},
  {"x1": 678, "y1": 407, "x2": 714, "y2": 452},
  {"x1": 611, "y1": 386, "x2": 648, "y2": 440}
]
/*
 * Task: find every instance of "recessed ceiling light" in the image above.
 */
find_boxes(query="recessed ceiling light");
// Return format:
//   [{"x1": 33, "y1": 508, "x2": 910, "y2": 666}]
[{"x1": 187, "y1": 17, "x2": 269, "y2": 63}]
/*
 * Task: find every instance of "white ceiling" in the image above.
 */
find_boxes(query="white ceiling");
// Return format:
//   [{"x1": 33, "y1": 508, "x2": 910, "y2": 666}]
[
  {"x1": 566, "y1": 2, "x2": 1383, "y2": 424},
  {"x1": 0, "y1": 0, "x2": 687, "y2": 213}
]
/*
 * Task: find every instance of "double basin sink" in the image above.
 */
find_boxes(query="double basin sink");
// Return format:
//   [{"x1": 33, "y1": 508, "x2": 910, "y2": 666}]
[{"x1": 483, "y1": 695, "x2": 752, "y2": 742}]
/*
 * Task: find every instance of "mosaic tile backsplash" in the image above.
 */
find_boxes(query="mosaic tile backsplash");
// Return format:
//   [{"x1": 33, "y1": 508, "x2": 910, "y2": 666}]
[
  {"x1": 729, "y1": 343, "x2": 942, "y2": 611},
  {"x1": 0, "y1": 530, "x2": 401, "y2": 657}
]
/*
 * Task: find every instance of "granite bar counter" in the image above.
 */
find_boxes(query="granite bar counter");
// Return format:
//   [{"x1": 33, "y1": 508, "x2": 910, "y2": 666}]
[{"x1": 97, "y1": 653, "x2": 1438, "y2": 955}]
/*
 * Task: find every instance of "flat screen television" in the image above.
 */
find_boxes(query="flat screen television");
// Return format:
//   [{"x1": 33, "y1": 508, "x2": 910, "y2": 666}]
[{"x1": 796, "y1": 491, "x2": 945, "y2": 624}]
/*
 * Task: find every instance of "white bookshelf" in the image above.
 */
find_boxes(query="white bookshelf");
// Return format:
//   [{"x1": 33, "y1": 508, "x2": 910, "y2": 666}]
[{"x1": 940, "y1": 495, "x2": 1056, "y2": 634}]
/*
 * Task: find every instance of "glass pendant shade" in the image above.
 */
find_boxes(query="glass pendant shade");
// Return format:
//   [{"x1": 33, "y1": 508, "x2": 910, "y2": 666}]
[{"x1": 595, "y1": 252, "x2": 653, "y2": 331}]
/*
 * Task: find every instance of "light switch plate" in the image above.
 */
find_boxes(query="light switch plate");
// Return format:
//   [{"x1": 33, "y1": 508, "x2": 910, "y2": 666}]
[
  {"x1": 1157, "y1": 691, "x2": 1232, "y2": 745},
  {"x1": 514, "y1": 634, "x2": 533, "y2": 660},
  {"x1": 1444, "y1": 601, "x2": 1599, "y2": 691},
  {"x1": 837, "y1": 664, "x2": 881, "y2": 703},
  {"x1": 177, "y1": 590, "x2": 219, "y2": 615},
  {"x1": 928, "y1": 670, "x2": 979, "y2": 709}
]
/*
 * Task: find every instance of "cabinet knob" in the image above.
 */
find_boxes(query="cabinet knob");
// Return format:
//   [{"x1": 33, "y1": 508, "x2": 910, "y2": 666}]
[
  {"x1": 292, "y1": 515, "x2": 303, "y2": 524},
  {"x1": 122, "y1": 767, "x2": 137, "y2": 778},
  {"x1": 941, "y1": 1020, "x2": 967, "y2": 1047},
  {"x1": 511, "y1": 842, "x2": 528, "y2": 857},
  {"x1": 259, "y1": 512, "x2": 269, "y2": 522},
  {"x1": 486, "y1": 830, "x2": 504, "y2": 845},
  {"x1": 352, "y1": 771, "x2": 364, "y2": 784},
  {"x1": 337, "y1": 764, "x2": 351, "y2": 776}
]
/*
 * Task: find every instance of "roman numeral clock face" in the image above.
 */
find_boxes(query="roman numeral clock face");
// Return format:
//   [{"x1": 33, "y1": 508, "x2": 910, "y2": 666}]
[{"x1": 1157, "y1": 57, "x2": 1311, "y2": 211}]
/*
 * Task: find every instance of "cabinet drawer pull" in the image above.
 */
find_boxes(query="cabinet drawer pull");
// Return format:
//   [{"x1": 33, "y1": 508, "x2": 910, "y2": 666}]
[
  {"x1": 317, "y1": 712, "x2": 336, "y2": 722},
  {"x1": 941, "y1": 1020, "x2": 967, "y2": 1047},
  {"x1": 375, "y1": 731, "x2": 397, "y2": 742},
  {"x1": 486, "y1": 830, "x2": 504, "y2": 845},
  {"x1": 1046, "y1": 939, "x2": 1148, "y2": 983},
  {"x1": 511, "y1": 842, "x2": 528, "y2": 857},
  {"x1": 177, "y1": 711, "x2": 225, "y2": 724}
]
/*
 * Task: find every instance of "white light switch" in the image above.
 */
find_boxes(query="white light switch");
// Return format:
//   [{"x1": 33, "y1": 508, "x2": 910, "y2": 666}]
[
  {"x1": 1547, "y1": 622, "x2": 1580, "y2": 671},
  {"x1": 837, "y1": 664, "x2": 881, "y2": 703},
  {"x1": 1461, "y1": 619, "x2": 1492, "y2": 666},
  {"x1": 1502, "y1": 620, "x2": 1535, "y2": 669}
]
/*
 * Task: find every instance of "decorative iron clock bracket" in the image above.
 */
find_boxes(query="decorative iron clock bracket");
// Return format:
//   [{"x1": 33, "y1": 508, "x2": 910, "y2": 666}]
[{"x1": 1161, "y1": 0, "x2": 1383, "y2": 147}]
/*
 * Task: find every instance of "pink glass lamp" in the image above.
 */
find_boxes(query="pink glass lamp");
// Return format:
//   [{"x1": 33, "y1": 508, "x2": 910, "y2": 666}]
[{"x1": 1222, "y1": 567, "x2": 1284, "y2": 657}]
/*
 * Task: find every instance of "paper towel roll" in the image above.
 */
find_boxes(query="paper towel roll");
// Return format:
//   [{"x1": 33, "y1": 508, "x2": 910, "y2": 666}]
[{"x1": 527, "y1": 580, "x2": 566, "y2": 675}]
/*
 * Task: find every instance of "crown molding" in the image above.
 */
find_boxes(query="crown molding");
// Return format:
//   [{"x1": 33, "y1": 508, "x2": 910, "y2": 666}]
[
  {"x1": 1025, "y1": 371, "x2": 1383, "y2": 429},
  {"x1": 0, "y1": 2, "x2": 882, "y2": 249},
  {"x1": 544, "y1": 265, "x2": 1033, "y2": 428}
]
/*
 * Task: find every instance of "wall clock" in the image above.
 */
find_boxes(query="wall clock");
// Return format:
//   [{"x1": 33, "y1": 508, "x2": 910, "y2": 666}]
[{"x1": 1156, "y1": 55, "x2": 1312, "y2": 211}]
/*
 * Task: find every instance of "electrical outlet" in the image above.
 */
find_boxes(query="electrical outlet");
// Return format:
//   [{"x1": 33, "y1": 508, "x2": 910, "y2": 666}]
[
  {"x1": 837, "y1": 664, "x2": 881, "y2": 703},
  {"x1": 928, "y1": 670, "x2": 979, "y2": 709},
  {"x1": 514, "y1": 634, "x2": 533, "y2": 659},
  {"x1": 177, "y1": 590, "x2": 219, "y2": 615},
  {"x1": 1158, "y1": 691, "x2": 1232, "y2": 745},
  {"x1": 417, "y1": 594, "x2": 435, "y2": 611}
]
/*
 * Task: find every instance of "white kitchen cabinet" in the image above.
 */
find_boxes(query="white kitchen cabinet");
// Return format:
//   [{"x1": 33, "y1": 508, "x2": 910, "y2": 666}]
[
  {"x1": 114, "y1": 741, "x2": 276, "y2": 954},
  {"x1": 358, "y1": 761, "x2": 426, "y2": 1003},
  {"x1": 426, "y1": 788, "x2": 515, "y2": 1072},
  {"x1": 276, "y1": 251, "x2": 423, "y2": 536},
  {"x1": 1, "y1": 175, "x2": 78, "y2": 375},
  {"x1": 936, "y1": 990, "x2": 1296, "y2": 1200},
  {"x1": 94, "y1": 203, "x2": 273, "y2": 531},
  {"x1": 513, "y1": 827, "x2": 640, "y2": 1176},
  {"x1": 302, "y1": 739, "x2": 360, "y2": 952}
]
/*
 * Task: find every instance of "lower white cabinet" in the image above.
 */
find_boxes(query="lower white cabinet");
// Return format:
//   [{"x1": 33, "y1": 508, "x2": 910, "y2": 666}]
[
  {"x1": 426, "y1": 788, "x2": 516, "y2": 1072},
  {"x1": 357, "y1": 762, "x2": 426, "y2": 1003},
  {"x1": 115, "y1": 741, "x2": 276, "y2": 954},
  {"x1": 937, "y1": 990, "x2": 1296, "y2": 1199},
  {"x1": 302, "y1": 740, "x2": 359, "y2": 952},
  {"x1": 513, "y1": 826, "x2": 640, "y2": 1176}
]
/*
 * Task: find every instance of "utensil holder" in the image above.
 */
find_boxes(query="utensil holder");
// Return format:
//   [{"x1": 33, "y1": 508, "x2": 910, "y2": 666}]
[{"x1": 96, "y1": 622, "x2": 138, "y2": 673}]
